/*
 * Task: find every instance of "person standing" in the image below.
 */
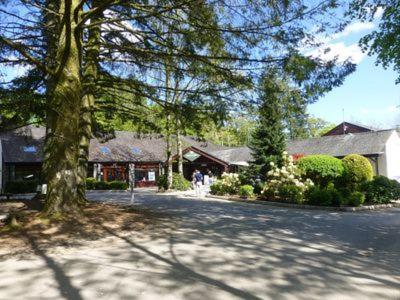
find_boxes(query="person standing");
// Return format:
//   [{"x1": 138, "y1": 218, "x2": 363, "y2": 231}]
[{"x1": 194, "y1": 169, "x2": 203, "y2": 197}]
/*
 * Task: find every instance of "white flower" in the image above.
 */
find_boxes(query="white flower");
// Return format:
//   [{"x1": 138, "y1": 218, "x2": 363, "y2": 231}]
[
  {"x1": 282, "y1": 151, "x2": 288, "y2": 155},
  {"x1": 270, "y1": 161, "x2": 275, "y2": 166}
]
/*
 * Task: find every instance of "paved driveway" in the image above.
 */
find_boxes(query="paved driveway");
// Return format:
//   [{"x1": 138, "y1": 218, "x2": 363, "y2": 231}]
[{"x1": 1, "y1": 190, "x2": 399, "y2": 300}]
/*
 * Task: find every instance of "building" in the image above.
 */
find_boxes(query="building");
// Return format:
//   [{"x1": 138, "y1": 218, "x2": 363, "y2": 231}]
[
  {"x1": 288, "y1": 122, "x2": 400, "y2": 181},
  {"x1": 1, "y1": 121, "x2": 399, "y2": 191},
  {"x1": 0, "y1": 125, "x2": 249, "y2": 190}
]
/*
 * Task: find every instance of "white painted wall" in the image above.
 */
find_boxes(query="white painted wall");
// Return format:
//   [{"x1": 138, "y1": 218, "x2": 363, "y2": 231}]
[{"x1": 384, "y1": 131, "x2": 400, "y2": 181}]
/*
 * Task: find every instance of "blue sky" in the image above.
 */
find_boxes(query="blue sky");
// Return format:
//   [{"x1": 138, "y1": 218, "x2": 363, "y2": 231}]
[{"x1": 306, "y1": 14, "x2": 400, "y2": 129}]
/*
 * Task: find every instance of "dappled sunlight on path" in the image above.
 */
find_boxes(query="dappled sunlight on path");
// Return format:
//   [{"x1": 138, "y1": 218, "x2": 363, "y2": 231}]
[{"x1": 1, "y1": 191, "x2": 399, "y2": 299}]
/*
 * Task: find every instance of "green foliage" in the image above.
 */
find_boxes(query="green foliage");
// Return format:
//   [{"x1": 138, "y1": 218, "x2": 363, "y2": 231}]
[
  {"x1": 306, "y1": 186, "x2": 343, "y2": 206},
  {"x1": 203, "y1": 115, "x2": 257, "y2": 147},
  {"x1": 348, "y1": 1, "x2": 400, "y2": 83},
  {"x1": 4, "y1": 180, "x2": 38, "y2": 194},
  {"x1": 239, "y1": 185, "x2": 254, "y2": 198},
  {"x1": 210, "y1": 181, "x2": 224, "y2": 196},
  {"x1": 263, "y1": 152, "x2": 314, "y2": 203},
  {"x1": 86, "y1": 177, "x2": 97, "y2": 190},
  {"x1": 277, "y1": 185, "x2": 304, "y2": 204},
  {"x1": 361, "y1": 176, "x2": 400, "y2": 204},
  {"x1": 250, "y1": 72, "x2": 286, "y2": 175},
  {"x1": 297, "y1": 155, "x2": 344, "y2": 187},
  {"x1": 253, "y1": 181, "x2": 265, "y2": 195},
  {"x1": 157, "y1": 173, "x2": 191, "y2": 191},
  {"x1": 347, "y1": 191, "x2": 365, "y2": 207},
  {"x1": 342, "y1": 154, "x2": 373, "y2": 184},
  {"x1": 210, "y1": 173, "x2": 241, "y2": 195},
  {"x1": 302, "y1": 117, "x2": 336, "y2": 138},
  {"x1": 85, "y1": 179, "x2": 128, "y2": 190},
  {"x1": 108, "y1": 181, "x2": 129, "y2": 190}
]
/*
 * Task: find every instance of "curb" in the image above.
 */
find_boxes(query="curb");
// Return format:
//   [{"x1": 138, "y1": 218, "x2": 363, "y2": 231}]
[{"x1": 205, "y1": 195, "x2": 400, "y2": 212}]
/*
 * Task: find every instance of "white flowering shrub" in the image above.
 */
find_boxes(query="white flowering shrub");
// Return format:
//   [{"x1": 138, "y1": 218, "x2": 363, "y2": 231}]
[
  {"x1": 210, "y1": 173, "x2": 241, "y2": 195},
  {"x1": 263, "y1": 152, "x2": 314, "y2": 203}
]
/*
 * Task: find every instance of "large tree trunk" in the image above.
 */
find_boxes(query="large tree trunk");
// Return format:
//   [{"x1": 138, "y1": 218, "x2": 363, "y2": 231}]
[
  {"x1": 43, "y1": 0, "x2": 83, "y2": 215},
  {"x1": 176, "y1": 120, "x2": 183, "y2": 176},
  {"x1": 77, "y1": 1, "x2": 101, "y2": 203},
  {"x1": 166, "y1": 112, "x2": 173, "y2": 190}
]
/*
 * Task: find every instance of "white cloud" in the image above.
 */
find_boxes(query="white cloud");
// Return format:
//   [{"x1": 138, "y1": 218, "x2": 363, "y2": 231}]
[
  {"x1": 309, "y1": 42, "x2": 366, "y2": 64},
  {"x1": 332, "y1": 22, "x2": 374, "y2": 40},
  {"x1": 303, "y1": 21, "x2": 376, "y2": 64}
]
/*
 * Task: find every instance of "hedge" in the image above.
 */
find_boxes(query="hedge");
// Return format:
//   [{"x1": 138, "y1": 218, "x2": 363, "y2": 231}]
[
  {"x1": 361, "y1": 175, "x2": 400, "y2": 204},
  {"x1": 297, "y1": 155, "x2": 344, "y2": 187},
  {"x1": 4, "y1": 180, "x2": 38, "y2": 194},
  {"x1": 342, "y1": 154, "x2": 373, "y2": 184},
  {"x1": 85, "y1": 178, "x2": 128, "y2": 190},
  {"x1": 157, "y1": 173, "x2": 191, "y2": 191}
]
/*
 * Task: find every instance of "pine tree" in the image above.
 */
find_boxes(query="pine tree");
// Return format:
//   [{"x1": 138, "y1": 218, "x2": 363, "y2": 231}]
[{"x1": 250, "y1": 73, "x2": 286, "y2": 177}]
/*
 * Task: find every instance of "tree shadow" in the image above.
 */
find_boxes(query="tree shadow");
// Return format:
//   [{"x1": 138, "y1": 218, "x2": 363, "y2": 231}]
[
  {"x1": 101, "y1": 225, "x2": 263, "y2": 300},
  {"x1": 23, "y1": 232, "x2": 83, "y2": 300}
]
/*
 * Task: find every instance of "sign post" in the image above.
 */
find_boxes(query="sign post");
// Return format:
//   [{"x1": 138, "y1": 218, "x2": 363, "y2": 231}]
[{"x1": 129, "y1": 163, "x2": 135, "y2": 204}]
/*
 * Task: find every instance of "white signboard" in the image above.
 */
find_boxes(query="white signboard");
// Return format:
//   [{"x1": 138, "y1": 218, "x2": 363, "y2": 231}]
[
  {"x1": 184, "y1": 150, "x2": 200, "y2": 162},
  {"x1": 148, "y1": 171, "x2": 156, "y2": 181}
]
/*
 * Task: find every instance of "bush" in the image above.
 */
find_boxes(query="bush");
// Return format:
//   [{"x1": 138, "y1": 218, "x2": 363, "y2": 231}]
[
  {"x1": 4, "y1": 180, "x2": 38, "y2": 194},
  {"x1": 347, "y1": 191, "x2": 365, "y2": 206},
  {"x1": 85, "y1": 179, "x2": 128, "y2": 190},
  {"x1": 210, "y1": 173, "x2": 241, "y2": 195},
  {"x1": 306, "y1": 185, "x2": 343, "y2": 207},
  {"x1": 263, "y1": 152, "x2": 314, "y2": 202},
  {"x1": 157, "y1": 173, "x2": 191, "y2": 191},
  {"x1": 278, "y1": 185, "x2": 304, "y2": 204},
  {"x1": 297, "y1": 155, "x2": 344, "y2": 187},
  {"x1": 253, "y1": 181, "x2": 265, "y2": 195},
  {"x1": 210, "y1": 181, "x2": 224, "y2": 195},
  {"x1": 108, "y1": 181, "x2": 128, "y2": 190},
  {"x1": 239, "y1": 185, "x2": 254, "y2": 198},
  {"x1": 342, "y1": 154, "x2": 373, "y2": 184},
  {"x1": 361, "y1": 175, "x2": 400, "y2": 204},
  {"x1": 86, "y1": 177, "x2": 97, "y2": 190}
]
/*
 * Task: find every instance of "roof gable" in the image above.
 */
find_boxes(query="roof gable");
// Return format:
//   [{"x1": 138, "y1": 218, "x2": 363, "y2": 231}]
[{"x1": 323, "y1": 121, "x2": 376, "y2": 136}]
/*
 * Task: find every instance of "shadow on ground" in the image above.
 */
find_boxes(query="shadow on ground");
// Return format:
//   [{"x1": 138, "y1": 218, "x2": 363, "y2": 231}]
[{"x1": 0, "y1": 192, "x2": 399, "y2": 299}]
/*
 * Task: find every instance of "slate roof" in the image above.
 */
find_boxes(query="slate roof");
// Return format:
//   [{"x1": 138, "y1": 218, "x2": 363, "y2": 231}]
[
  {"x1": 0, "y1": 125, "x2": 229, "y2": 164},
  {"x1": 287, "y1": 130, "x2": 395, "y2": 157},
  {"x1": 210, "y1": 147, "x2": 252, "y2": 165},
  {"x1": 2, "y1": 125, "x2": 395, "y2": 165},
  {"x1": 0, "y1": 126, "x2": 46, "y2": 163}
]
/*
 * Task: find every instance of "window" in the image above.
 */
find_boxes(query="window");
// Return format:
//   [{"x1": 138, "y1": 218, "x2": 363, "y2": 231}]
[
  {"x1": 131, "y1": 147, "x2": 142, "y2": 154},
  {"x1": 100, "y1": 146, "x2": 111, "y2": 154},
  {"x1": 23, "y1": 146, "x2": 37, "y2": 153}
]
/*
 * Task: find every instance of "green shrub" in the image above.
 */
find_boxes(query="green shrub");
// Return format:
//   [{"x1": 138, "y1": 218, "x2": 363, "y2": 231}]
[
  {"x1": 4, "y1": 180, "x2": 38, "y2": 194},
  {"x1": 209, "y1": 173, "x2": 241, "y2": 195},
  {"x1": 157, "y1": 173, "x2": 191, "y2": 191},
  {"x1": 347, "y1": 191, "x2": 365, "y2": 206},
  {"x1": 278, "y1": 185, "x2": 304, "y2": 204},
  {"x1": 342, "y1": 154, "x2": 373, "y2": 184},
  {"x1": 86, "y1": 179, "x2": 128, "y2": 190},
  {"x1": 361, "y1": 176, "x2": 400, "y2": 204},
  {"x1": 297, "y1": 155, "x2": 344, "y2": 187},
  {"x1": 253, "y1": 181, "x2": 265, "y2": 195},
  {"x1": 306, "y1": 185, "x2": 343, "y2": 206},
  {"x1": 108, "y1": 181, "x2": 128, "y2": 190},
  {"x1": 239, "y1": 185, "x2": 254, "y2": 198},
  {"x1": 94, "y1": 181, "x2": 111, "y2": 190},
  {"x1": 210, "y1": 181, "x2": 224, "y2": 195},
  {"x1": 86, "y1": 177, "x2": 97, "y2": 190}
]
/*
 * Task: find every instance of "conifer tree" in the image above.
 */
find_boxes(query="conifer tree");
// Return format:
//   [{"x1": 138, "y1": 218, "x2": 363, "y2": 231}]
[{"x1": 250, "y1": 72, "x2": 286, "y2": 177}]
